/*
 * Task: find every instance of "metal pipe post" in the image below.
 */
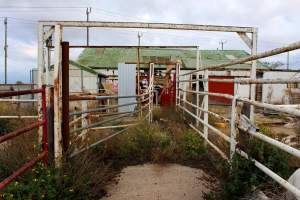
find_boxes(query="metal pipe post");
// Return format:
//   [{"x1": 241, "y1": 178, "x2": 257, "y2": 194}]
[
  {"x1": 250, "y1": 29, "x2": 258, "y2": 123},
  {"x1": 203, "y1": 69, "x2": 209, "y2": 141},
  {"x1": 61, "y1": 42, "x2": 69, "y2": 153},
  {"x1": 41, "y1": 85, "x2": 48, "y2": 165}
]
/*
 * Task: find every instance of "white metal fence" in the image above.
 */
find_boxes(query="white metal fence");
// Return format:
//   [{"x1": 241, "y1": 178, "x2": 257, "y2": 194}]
[
  {"x1": 69, "y1": 63, "x2": 155, "y2": 157},
  {"x1": 176, "y1": 41, "x2": 300, "y2": 198}
]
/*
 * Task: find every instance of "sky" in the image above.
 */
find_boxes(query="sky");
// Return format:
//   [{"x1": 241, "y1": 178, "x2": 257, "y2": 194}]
[{"x1": 0, "y1": 0, "x2": 300, "y2": 83}]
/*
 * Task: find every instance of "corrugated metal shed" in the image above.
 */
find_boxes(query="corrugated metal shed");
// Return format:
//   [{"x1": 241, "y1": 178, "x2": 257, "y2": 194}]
[
  {"x1": 77, "y1": 48, "x2": 268, "y2": 70},
  {"x1": 118, "y1": 64, "x2": 136, "y2": 112}
]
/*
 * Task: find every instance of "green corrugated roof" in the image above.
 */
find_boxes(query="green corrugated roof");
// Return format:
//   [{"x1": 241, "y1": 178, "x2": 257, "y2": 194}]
[{"x1": 77, "y1": 48, "x2": 268, "y2": 70}]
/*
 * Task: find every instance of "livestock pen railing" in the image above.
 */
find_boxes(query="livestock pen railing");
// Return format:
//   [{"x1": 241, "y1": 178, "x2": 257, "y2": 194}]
[
  {"x1": 0, "y1": 85, "x2": 48, "y2": 190},
  {"x1": 176, "y1": 41, "x2": 300, "y2": 198},
  {"x1": 68, "y1": 63, "x2": 155, "y2": 157}
]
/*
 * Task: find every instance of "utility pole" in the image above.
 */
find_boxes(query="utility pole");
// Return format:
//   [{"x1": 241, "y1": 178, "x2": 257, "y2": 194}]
[
  {"x1": 219, "y1": 39, "x2": 227, "y2": 51},
  {"x1": 81, "y1": 7, "x2": 91, "y2": 91},
  {"x1": 287, "y1": 51, "x2": 290, "y2": 70},
  {"x1": 4, "y1": 17, "x2": 7, "y2": 84},
  {"x1": 86, "y1": 7, "x2": 91, "y2": 46},
  {"x1": 137, "y1": 32, "x2": 143, "y2": 95}
]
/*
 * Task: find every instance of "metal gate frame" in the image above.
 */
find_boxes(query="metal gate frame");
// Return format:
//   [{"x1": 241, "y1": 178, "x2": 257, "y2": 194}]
[
  {"x1": 177, "y1": 41, "x2": 300, "y2": 198},
  {"x1": 0, "y1": 86, "x2": 48, "y2": 190}
]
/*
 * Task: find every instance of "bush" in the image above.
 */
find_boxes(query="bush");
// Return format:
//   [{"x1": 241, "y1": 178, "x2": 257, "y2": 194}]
[
  {"x1": 210, "y1": 137, "x2": 292, "y2": 200},
  {"x1": 180, "y1": 130, "x2": 206, "y2": 160}
]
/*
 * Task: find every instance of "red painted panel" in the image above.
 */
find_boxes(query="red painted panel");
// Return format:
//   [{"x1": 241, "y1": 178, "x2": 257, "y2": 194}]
[
  {"x1": 161, "y1": 74, "x2": 176, "y2": 107},
  {"x1": 208, "y1": 76, "x2": 234, "y2": 105}
]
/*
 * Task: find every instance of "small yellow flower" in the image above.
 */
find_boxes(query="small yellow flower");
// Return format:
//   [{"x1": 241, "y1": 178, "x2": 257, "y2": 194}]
[{"x1": 69, "y1": 188, "x2": 74, "y2": 192}]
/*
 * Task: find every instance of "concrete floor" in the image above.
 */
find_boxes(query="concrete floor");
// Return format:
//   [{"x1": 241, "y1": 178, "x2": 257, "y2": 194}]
[{"x1": 102, "y1": 163, "x2": 214, "y2": 200}]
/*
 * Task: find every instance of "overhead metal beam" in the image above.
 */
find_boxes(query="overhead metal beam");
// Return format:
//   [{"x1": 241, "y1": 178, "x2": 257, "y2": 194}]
[
  {"x1": 65, "y1": 45, "x2": 198, "y2": 49},
  {"x1": 39, "y1": 21, "x2": 254, "y2": 33}
]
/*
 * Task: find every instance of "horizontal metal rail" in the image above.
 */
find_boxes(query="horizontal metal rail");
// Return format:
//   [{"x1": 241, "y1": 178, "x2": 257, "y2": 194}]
[
  {"x1": 178, "y1": 78, "x2": 300, "y2": 84},
  {"x1": 0, "y1": 116, "x2": 38, "y2": 119},
  {"x1": 0, "y1": 151, "x2": 47, "y2": 190},
  {"x1": 0, "y1": 99, "x2": 37, "y2": 102},
  {"x1": 239, "y1": 126, "x2": 300, "y2": 159},
  {"x1": 69, "y1": 94, "x2": 143, "y2": 101},
  {"x1": 178, "y1": 98, "x2": 230, "y2": 122},
  {"x1": 70, "y1": 127, "x2": 129, "y2": 158},
  {"x1": 189, "y1": 124, "x2": 228, "y2": 160},
  {"x1": 236, "y1": 149, "x2": 300, "y2": 198},
  {"x1": 0, "y1": 88, "x2": 43, "y2": 98},
  {"x1": 71, "y1": 111, "x2": 139, "y2": 134},
  {"x1": 90, "y1": 123, "x2": 137, "y2": 130},
  {"x1": 239, "y1": 97, "x2": 300, "y2": 117},
  {"x1": 179, "y1": 89, "x2": 234, "y2": 100},
  {"x1": 0, "y1": 121, "x2": 44, "y2": 143},
  {"x1": 178, "y1": 104, "x2": 231, "y2": 142},
  {"x1": 181, "y1": 40, "x2": 300, "y2": 76},
  {"x1": 180, "y1": 89, "x2": 300, "y2": 117},
  {"x1": 69, "y1": 101, "x2": 138, "y2": 116}
]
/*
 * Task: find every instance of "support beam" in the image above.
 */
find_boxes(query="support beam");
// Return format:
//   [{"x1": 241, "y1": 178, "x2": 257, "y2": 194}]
[
  {"x1": 43, "y1": 26, "x2": 55, "y2": 41},
  {"x1": 39, "y1": 21, "x2": 254, "y2": 33},
  {"x1": 237, "y1": 32, "x2": 252, "y2": 49}
]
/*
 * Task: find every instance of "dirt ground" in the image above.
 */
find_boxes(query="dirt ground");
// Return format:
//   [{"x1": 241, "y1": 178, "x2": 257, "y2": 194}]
[{"x1": 102, "y1": 163, "x2": 215, "y2": 200}]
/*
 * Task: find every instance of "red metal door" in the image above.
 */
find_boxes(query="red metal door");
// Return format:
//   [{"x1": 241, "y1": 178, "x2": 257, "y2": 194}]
[{"x1": 208, "y1": 76, "x2": 234, "y2": 105}]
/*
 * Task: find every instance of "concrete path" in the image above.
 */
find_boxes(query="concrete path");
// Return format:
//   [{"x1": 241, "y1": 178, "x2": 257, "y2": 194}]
[{"x1": 102, "y1": 163, "x2": 214, "y2": 200}]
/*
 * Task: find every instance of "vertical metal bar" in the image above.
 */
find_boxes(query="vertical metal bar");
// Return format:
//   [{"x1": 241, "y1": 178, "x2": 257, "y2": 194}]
[
  {"x1": 41, "y1": 85, "x2": 48, "y2": 165},
  {"x1": 230, "y1": 83, "x2": 238, "y2": 160},
  {"x1": 61, "y1": 42, "x2": 69, "y2": 153},
  {"x1": 196, "y1": 47, "x2": 200, "y2": 126},
  {"x1": 53, "y1": 24, "x2": 63, "y2": 167},
  {"x1": 250, "y1": 29, "x2": 258, "y2": 122},
  {"x1": 203, "y1": 69, "x2": 209, "y2": 141},
  {"x1": 149, "y1": 63, "x2": 154, "y2": 123},
  {"x1": 81, "y1": 100, "x2": 88, "y2": 139},
  {"x1": 137, "y1": 33, "x2": 142, "y2": 96},
  {"x1": 175, "y1": 63, "x2": 179, "y2": 108},
  {"x1": 37, "y1": 23, "x2": 45, "y2": 145}
]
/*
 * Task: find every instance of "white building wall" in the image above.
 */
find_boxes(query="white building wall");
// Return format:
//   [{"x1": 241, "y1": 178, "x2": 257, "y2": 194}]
[
  {"x1": 69, "y1": 69, "x2": 98, "y2": 93},
  {"x1": 262, "y1": 71, "x2": 300, "y2": 104}
]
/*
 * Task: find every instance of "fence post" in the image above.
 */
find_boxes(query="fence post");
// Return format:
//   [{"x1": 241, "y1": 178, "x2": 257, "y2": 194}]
[
  {"x1": 203, "y1": 69, "x2": 209, "y2": 141},
  {"x1": 250, "y1": 29, "x2": 258, "y2": 123},
  {"x1": 53, "y1": 24, "x2": 63, "y2": 167},
  {"x1": 81, "y1": 100, "x2": 88, "y2": 139},
  {"x1": 196, "y1": 46, "x2": 200, "y2": 126},
  {"x1": 61, "y1": 42, "x2": 70, "y2": 153},
  {"x1": 41, "y1": 85, "x2": 48, "y2": 165},
  {"x1": 149, "y1": 63, "x2": 154, "y2": 123}
]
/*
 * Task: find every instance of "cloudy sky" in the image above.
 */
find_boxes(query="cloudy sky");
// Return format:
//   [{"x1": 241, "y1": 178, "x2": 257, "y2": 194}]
[{"x1": 0, "y1": 0, "x2": 300, "y2": 83}]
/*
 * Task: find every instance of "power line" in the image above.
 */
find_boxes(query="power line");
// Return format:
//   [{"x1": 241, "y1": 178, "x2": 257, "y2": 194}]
[{"x1": 0, "y1": 6, "x2": 87, "y2": 9}]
